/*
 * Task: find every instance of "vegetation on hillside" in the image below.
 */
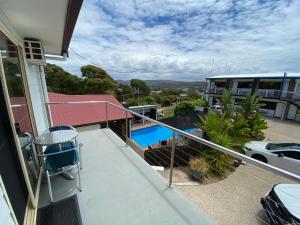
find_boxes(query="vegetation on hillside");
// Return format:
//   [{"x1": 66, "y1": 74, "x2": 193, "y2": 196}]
[{"x1": 45, "y1": 63, "x2": 204, "y2": 107}]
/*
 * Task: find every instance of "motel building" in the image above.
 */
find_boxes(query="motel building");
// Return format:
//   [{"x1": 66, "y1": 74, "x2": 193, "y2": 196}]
[{"x1": 205, "y1": 73, "x2": 300, "y2": 122}]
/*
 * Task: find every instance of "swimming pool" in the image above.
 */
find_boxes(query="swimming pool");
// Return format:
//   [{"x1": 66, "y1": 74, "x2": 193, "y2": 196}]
[{"x1": 131, "y1": 125, "x2": 198, "y2": 148}]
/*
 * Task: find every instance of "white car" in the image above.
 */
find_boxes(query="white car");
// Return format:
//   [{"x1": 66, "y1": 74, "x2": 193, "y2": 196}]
[
  {"x1": 261, "y1": 184, "x2": 300, "y2": 225},
  {"x1": 244, "y1": 141, "x2": 300, "y2": 175}
]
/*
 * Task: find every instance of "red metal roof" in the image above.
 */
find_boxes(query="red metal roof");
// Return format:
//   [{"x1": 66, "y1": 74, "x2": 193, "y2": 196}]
[{"x1": 49, "y1": 92, "x2": 131, "y2": 126}]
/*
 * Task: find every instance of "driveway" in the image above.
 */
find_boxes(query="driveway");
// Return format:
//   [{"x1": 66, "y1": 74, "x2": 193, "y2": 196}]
[
  {"x1": 264, "y1": 117, "x2": 300, "y2": 143},
  {"x1": 158, "y1": 118, "x2": 299, "y2": 225},
  {"x1": 172, "y1": 164, "x2": 294, "y2": 225}
]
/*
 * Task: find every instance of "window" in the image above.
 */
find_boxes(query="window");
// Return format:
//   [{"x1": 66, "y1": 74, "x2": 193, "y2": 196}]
[{"x1": 275, "y1": 151, "x2": 300, "y2": 160}]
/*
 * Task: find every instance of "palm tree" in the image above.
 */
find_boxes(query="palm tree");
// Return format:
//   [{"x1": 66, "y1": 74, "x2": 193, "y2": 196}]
[
  {"x1": 217, "y1": 89, "x2": 234, "y2": 118},
  {"x1": 241, "y1": 93, "x2": 265, "y2": 120}
]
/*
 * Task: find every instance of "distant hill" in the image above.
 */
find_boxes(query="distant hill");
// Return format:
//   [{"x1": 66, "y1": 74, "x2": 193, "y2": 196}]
[{"x1": 117, "y1": 80, "x2": 206, "y2": 90}]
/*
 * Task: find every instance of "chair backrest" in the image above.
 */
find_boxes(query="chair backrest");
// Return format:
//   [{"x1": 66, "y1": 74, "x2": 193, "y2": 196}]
[
  {"x1": 44, "y1": 141, "x2": 79, "y2": 171},
  {"x1": 49, "y1": 125, "x2": 74, "y2": 132}
]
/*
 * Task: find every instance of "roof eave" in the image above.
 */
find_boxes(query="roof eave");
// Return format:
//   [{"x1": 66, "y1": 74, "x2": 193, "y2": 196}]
[{"x1": 61, "y1": 0, "x2": 83, "y2": 56}]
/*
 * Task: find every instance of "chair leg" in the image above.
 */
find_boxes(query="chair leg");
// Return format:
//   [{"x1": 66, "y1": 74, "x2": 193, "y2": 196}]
[
  {"x1": 46, "y1": 171, "x2": 53, "y2": 202},
  {"x1": 79, "y1": 147, "x2": 83, "y2": 169},
  {"x1": 77, "y1": 163, "x2": 82, "y2": 192}
]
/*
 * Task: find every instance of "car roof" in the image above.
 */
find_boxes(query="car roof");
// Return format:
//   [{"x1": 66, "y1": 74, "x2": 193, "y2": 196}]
[{"x1": 274, "y1": 184, "x2": 300, "y2": 220}]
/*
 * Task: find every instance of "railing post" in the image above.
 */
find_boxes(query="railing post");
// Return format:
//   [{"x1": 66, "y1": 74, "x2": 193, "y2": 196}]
[
  {"x1": 125, "y1": 110, "x2": 128, "y2": 146},
  {"x1": 168, "y1": 131, "x2": 176, "y2": 188},
  {"x1": 105, "y1": 102, "x2": 109, "y2": 128}
]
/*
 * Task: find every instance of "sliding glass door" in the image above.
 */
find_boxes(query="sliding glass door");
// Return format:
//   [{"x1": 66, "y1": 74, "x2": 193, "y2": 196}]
[{"x1": 0, "y1": 31, "x2": 39, "y2": 212}]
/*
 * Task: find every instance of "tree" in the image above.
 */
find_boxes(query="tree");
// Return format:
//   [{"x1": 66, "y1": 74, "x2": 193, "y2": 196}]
[
  {"x1": 242, "y1": 93, "x2": 265, "y2": 120},
  {"x1": 130, "y1": 79, "x2": 151, "y2": 97},
  {"x1": 45, "y1": 63, "x2": 118, "y2": 95},
  {"x1": 84, "y1": 78, "x2": 117, "y2": 94},
  {"x1": 174, "y1": 101, "x2": 195, "y2": 116},
  {"x1": 217, "y1": 89, "x2": 234, "y2": 118},
  {"x1": 45, "y1": 63, "x2": 83, "y2": 94},
  {"x1": 142, "y1": 96, "x2": 156, "y2": 104},
  {"x1": 116, "y1": 84, "x2": 133, "y2": 102},
  {"x1": 81, "y1": 65, "x2": 113, "y2": 80}
]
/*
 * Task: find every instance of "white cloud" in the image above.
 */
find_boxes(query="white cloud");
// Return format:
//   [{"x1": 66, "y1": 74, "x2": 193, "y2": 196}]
[{"x1": 50, "y1": 0, "x2": 300, "y2": 81}]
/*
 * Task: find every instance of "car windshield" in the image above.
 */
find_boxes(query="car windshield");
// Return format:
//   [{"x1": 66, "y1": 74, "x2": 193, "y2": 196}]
[{"x1": 266, "y1": 143, "x2": 300, "y2": 150}]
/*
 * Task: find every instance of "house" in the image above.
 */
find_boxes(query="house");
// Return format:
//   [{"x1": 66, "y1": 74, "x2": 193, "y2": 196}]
[
  {"x1": 48, "y1": 92, "x2": 133, "y2": 140},
  {"x1": 205, "y1": 72, "x2": 300, "y2": 121}
]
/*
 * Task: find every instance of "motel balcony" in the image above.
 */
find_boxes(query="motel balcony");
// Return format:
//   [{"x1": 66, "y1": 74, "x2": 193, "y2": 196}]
[
  {"x1": 36, "y1": 100, "x2": 216, "y2": 225},
  {"x1": 255, "y1": 89, "x2": 281, "y2": 98},
  {"x1": 205, "y1": 87, "x2": 225, "y2": 95},
  {"x1": 35, "y1": 100, "x2": 300, "y2": 225}
]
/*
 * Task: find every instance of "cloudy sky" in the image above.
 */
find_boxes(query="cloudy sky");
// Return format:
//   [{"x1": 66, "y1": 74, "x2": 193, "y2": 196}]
[{"x1": 53, "y1": 0, "x2": 300, "y2": 81}]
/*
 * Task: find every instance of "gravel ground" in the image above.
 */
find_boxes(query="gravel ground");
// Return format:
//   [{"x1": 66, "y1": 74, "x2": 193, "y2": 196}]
[
  {"x1": 159, "y1": 165, "x2": 294, "y2": 225},
  {"x1": 157, "y1": 118, "x2": 300, "y2": 225}
]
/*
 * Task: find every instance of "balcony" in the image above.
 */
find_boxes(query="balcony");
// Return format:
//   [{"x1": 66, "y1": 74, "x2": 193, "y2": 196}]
[
  {"x1": 232, "y1": 88, "x2": 252, "y2": 96},
  {"x1": 256, "y1": 89, "x2": 281, "y2": 98},
  {"x1": 206, "y1": 87, "x2": 225, "y2": 95},
  {"x1": 37, "y1": 100, "x2": 300, "y2": 225},
  {"x1": 38, "y1": 126, "x2": 215, "y2": 225}
]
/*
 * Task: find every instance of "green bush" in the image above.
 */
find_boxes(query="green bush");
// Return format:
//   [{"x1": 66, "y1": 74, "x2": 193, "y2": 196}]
[
  {"x1": 205, "y1": 132, "x2": 233, "y2": 175},
  {"x1": 174, "y1": 102, "x2": 195, "y2": 116}
]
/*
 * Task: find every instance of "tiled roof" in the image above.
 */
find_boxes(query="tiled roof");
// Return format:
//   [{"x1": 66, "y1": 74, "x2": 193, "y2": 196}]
[{"x1": 49, "y1": 92, "x2": 131, "y2": 126}]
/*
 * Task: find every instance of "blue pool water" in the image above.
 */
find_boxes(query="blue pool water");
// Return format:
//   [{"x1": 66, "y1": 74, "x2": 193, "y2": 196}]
[{"x1": 131, "y1": 125, "x2": 198, "y2": 148}]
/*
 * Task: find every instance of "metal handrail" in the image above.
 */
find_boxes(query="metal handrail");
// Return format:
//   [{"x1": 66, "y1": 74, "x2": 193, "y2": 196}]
[{"x1": 46, "y1": 100, "x2": 300, "y2": 181}]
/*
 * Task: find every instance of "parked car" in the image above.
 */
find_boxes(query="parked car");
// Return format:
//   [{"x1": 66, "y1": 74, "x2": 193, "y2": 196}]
[
  {"x1": 261, "y1": 184, "x2": 300, "y2": 225},
  {"x1": 210, "y1": 104, "x2": 221, "y2": 109},
  {"x1": 244, "y1": 142, "x2": 300, "y2": 175}
]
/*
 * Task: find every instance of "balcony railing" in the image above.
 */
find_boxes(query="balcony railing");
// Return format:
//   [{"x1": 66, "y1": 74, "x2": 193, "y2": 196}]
[
  {"x1": 46, "y1": 100, "x2": 300, "y2": 225},
  {"x1": 207, "y1": 87, "x2": 300, "y2": 101},
  {"x1": 256, "y1": 89, "x2": 281, "y2": 98},
  {"x1": 206, "y1": 87, "x2": 225, "y2": 95}
]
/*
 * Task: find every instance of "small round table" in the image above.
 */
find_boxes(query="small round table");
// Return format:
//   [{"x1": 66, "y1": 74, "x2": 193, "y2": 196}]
[
  {"x1": 34, "y1": 129, "x2": 79, "y2": 179},
  {"x1": 34, "y1": 130, "x2": 78, "y2": 146}
]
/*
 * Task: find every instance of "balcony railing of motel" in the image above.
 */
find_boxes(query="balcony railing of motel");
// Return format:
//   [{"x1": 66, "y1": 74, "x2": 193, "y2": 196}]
[
  {"x1": 256, "y1": 89, "x2": 281, "y2": 98},
  {"x1": 46, "y1": 100, "x2": 300, "y2": 225},
  {"x1": 206, "y1": 87, "x2": 225, "y2": 94}
]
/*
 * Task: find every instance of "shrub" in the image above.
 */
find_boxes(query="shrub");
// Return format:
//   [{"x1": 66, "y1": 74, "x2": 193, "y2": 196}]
[
  {"x1": 198, "y1": 113, "x2": 232, "y2": 138},
  {"x1": 189, "y1": 157, "x2": 209, "y2": 174},
  {"x1": 205, "y1": 132, "x2": 233, "y2": 175},
  {"x1": 174, "y1": 101, "x2": 195, "y2": 116},
  {"x1": 189, "y1": 157, "x2": 209, "y2": 181}
]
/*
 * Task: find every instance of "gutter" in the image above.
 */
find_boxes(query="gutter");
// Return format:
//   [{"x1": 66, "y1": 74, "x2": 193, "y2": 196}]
[{"x1": 45, "y1": 53, "x2": 68, "y2": 61}]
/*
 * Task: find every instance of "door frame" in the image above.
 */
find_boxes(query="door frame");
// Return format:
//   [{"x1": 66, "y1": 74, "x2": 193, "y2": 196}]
[{"x1": 0, "y1": 38, "x2": 40, "y2": 209}]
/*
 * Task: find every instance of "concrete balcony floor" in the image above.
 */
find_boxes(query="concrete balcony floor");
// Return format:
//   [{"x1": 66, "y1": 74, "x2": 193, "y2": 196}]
[{"x1": 38, "y1": 126, "x2": 215, "y2": 225}]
